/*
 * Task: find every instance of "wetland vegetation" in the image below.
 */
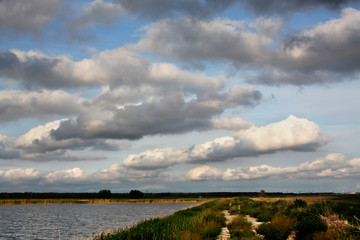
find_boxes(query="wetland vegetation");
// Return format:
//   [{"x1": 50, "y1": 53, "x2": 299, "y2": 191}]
[
  {"x1": 97, "y1": 194, "x2": 360, "y2": 240},
  {"x1": 96, "y1": 199, "x2": 228, "y2": 240}
]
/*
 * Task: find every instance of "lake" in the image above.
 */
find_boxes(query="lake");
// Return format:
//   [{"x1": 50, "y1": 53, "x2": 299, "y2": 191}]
[{"x1": 0, "y1": 202, "x2": 197, "y2": 239}]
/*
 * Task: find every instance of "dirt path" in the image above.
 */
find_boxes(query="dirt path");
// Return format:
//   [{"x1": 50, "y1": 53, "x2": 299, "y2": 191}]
[
  {"x1": 245, "y1": 215, "x2": 263, "y2": 230},
  {"x1": 217, "y1": 206, "x2": 264, "y2": 240},
  {"x1": 245, "y1": 215, "x2": 265, "y2": 238},
  {"x1": 217, "y1": 210, "x2": 237, "y2": 240}
]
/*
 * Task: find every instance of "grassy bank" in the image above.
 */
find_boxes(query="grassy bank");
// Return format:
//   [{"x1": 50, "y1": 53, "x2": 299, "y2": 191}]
[
  {"x1": 96, "y1": 199, "x2": 229, "y2": 240},
  {"x1": 0, "y1": 198, "x2": 205, "y2": 205}
]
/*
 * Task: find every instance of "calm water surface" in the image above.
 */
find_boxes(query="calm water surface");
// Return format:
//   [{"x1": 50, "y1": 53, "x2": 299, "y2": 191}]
[{"x1": 0, "y1": 202, "x2": 197, "y2": 240}]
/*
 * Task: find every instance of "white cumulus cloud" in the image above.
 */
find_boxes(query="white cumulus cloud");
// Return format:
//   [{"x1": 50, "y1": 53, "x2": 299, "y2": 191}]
[
  {"x1": 223, "y1": 153, "x2": 360, "y2": 180},
  {"x1": 185, "y1": 165, "x2": 222, "y2": 181},
  {"x1": 123, "y1": 116, "x2": 328, "y2": 170}
]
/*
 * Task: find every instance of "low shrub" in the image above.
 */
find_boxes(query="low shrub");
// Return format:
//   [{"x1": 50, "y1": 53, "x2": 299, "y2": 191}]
[
  {"x1": 229, "y1": 204, "x2": 240, "y2": 215},
  {"x1": 313, "y1": 229, "x2": 357, "y2": 240},
  {"x1": 294, "y1": 211, "x2": 327, "y2": 240},
  {"x1": 231, "y1": 230, "x2": 258, "y2": 240},
  {"x1": 228, "y1": 215, "x2": 257, "y2": 240},
  {"x1": 293, "y1": 199, "x2": 307, "y2": 208},
  {"x1": 257, "y1": 223, "x2": 278, "y2": 240},
  {"x1": 257, "y1": 215, "x2": 296, "y2": 240},
  {"x1": 229, "y1": 215, "x2": 253, "y2": 232}
]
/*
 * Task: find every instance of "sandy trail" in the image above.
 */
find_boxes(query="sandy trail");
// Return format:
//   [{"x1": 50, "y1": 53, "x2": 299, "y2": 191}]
[
  {"x1": 217, "y1": 208, "x2": 265, "y2": 240},
  {"x1": 217, "y1": 210, "x2": 237, "y2": 240}
]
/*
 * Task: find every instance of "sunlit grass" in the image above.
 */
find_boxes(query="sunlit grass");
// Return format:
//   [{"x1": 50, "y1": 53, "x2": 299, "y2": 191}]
[{"x1": 96, "y1": 199, "x2": 228, "y2": 240}]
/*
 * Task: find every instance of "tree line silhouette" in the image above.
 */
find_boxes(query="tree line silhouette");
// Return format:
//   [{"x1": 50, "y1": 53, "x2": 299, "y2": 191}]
[{"x1": 0, "y1": 191, "x2": 335, "y2": 199}]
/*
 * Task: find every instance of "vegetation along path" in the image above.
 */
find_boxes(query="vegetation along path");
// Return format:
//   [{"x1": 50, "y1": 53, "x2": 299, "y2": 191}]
[
  {"x1": 217, "y1": 210, "x2": 237, "y2": 240},
  {"x1": 97, "y1": 195, "x2": 360, "y2": 240}
]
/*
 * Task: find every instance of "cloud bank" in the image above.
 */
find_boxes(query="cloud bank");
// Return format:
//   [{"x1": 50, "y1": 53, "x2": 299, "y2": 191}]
[
  {"x1": 123, "y1": 116, "x2": 328, "y2": 170},
  {"x1": 134, "y1": 8, "x2": 360, "y2": 85},
  {"x1": 1, "y1": 153, "x2": 358, "y2": 190},
  {"x1": 222, "y1": 153, "x2": 360, "y2": 180}
]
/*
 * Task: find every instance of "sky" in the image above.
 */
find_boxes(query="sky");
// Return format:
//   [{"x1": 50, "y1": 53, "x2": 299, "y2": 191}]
[{"x1": 0, "y1": 0, "x2": 359, "y2": 193}]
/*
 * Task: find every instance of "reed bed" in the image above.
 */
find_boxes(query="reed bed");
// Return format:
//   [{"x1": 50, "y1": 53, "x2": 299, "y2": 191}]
[{"x1": 0, "y1": 198, "x2": 206, "y2": 205}]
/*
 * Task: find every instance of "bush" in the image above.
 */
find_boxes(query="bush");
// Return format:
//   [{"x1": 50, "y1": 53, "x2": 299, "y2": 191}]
[
  {"x1": 228, "y1": 216, "x2": 257, "y2": 240},
  {"x1": 257, "y1": 223, "x2": 279, "y2": 240},
  {"x1": 313, "y1": 229, "x2": 357, "y2": 240},
  {"x1": 257, "y1": 215, "x2": 296, "y2": 240},
  {"x1": 294, "y1": 211, "x2": 327, "y2": 240},
  {"x1": 294, "y1": 199, "x2": 307, "y2": 208}
]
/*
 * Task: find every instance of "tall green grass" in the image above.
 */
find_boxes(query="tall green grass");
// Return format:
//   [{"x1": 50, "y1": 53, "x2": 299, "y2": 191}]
[
  {"x1": 227, "y1": 215, "x2": 257, "y2": 240},
  {"x1": 96, "y1": 199, "x2": 228, "y2": 240}
]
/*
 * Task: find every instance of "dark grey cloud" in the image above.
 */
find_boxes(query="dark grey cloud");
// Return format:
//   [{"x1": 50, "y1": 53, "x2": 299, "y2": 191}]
[
  {"x1": 0, "y1": 48, "x2": 227, "y2": 90},
  {"x1": 7, "y1": 85, "x2": 261, "y2": 159},
  {"x1": 0, "y1": 90, "x2": 83, "y2": 123},
  {"x1": 0, "y1": 0, "x2": 123, "y2": 41},
  {"x1": 133, "y1": 17, "x2": 274, "y2": 64},
  {"x1": 51, "y1": 87, "x2": 261, "y2": 141},
  {"x1": 280, "y1": 14, "x2": 360, "y2": 73},
  {"x1": 17, "y1": 137, "x2": 118, "y2": 154},
  {"x1": 249, "y1": 8, "x2": 360, "y2": 85},
  {"x1": 0, "y1": 0, "x2": 355, "y2": 42},
  {"x1": 63, "y1": 0, "x2": 123, "y2": 41},
  {"x1": 0, "y1": 0, "x2": 63, "y2": 34},
  {"x1": 50, "y1": 92, "x2": 209, "y2": 140},
  {"x1": 135, "y1": 8, "x2": 360, "y2": 86},
  {"x1": 2, "y1": 118, "x2": 124, "y2": 161},
  {"x1": 241, "y1": 0, "x2": 356, "y2": 15},
  {"x1": 117, "y1": 0, "x2": 236, "y2": 19},
  {"x1": 117, "y1": 0, "x2": 355, "y2": 19},
  {"x1": 0, "y1": 50, "x2": 93, "y2": 89},
  {"x1": 0, "y1": 135, "x2": 20, "y2": 159},
  {"x1": 0, "y1": 45, "x2": 264, "y2": 160},
  {"x1": 248, "y1": 69, "x2": 359, "y2": 86}
]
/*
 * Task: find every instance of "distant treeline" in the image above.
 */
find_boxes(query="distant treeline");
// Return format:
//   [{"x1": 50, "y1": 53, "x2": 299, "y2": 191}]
[{"x1": 0, "y1": 191, "x2": 336, "y2": 199}]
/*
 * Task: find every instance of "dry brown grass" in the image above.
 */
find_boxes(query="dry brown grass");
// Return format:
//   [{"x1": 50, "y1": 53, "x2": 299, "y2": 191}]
[
  {"x1": 271, "y1": 215, "x2": 297, "y2": 233},
  {"x1": 313, "y1": 229, "x2": 357, "y2": 240},
  {"x1": 228, "y1": 215, "x2": 253, "y2": 233},
  {"x1": 250, "y1": 195, "x2": 335, "y2": 204}
]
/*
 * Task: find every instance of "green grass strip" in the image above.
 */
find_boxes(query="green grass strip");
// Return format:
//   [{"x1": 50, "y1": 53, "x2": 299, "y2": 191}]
[{"x1": 96, "y1": 199, "x2": 228, "y2": 240}]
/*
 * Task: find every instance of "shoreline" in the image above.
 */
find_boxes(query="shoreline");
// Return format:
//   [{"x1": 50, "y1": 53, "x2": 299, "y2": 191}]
[{"x1": 0, "y1": 198, "x2": 206, "y2": 205}]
